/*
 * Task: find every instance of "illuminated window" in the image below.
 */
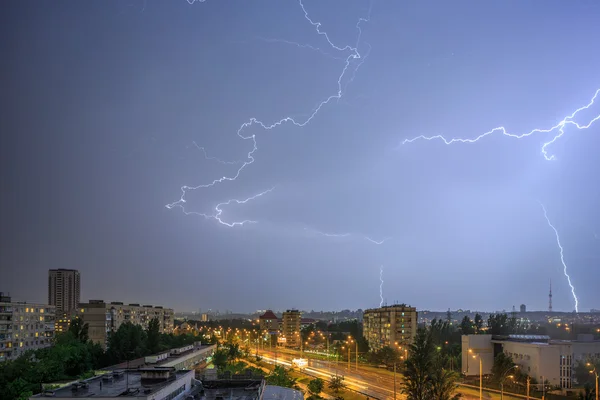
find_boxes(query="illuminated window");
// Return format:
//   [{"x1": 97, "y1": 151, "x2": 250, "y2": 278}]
[
  {"x1": 40, "y1": 309, "x2": 44, "y2": 314},
  {"x1": 19, "y1": 342, "x2": 23, "y2": 347},
  {"x1": 40, "y1": 317, "x2": 43, "y2": 321},
  {"x1": 35, "y1": 332, "x2": 39, "y2": 337},
  {"x1": 25, "y1": 308, "x2": 29, "y2": 313},
  {"x1": 80, "y1": 309, "x2": 84, "y2": 313},
  {"x1": 20, "y1": 326, "x2": 23, "y2": 330}
]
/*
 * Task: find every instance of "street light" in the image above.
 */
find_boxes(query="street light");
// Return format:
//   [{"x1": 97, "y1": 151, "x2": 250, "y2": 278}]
[
  {"x1": 587, "y1": 364, "x2": 598, "y2": 400},
  {"x1": 500, "y1": 365, "x2": 519, "y2": 400},
  {"x1": 472, "y1": 354, "x2": 482, "y2": 400}
]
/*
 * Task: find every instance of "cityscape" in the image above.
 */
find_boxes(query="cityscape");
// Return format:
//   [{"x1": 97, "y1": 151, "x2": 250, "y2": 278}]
[{"x1": 2, "y1": 1, "x2": 600, "y2": 400}]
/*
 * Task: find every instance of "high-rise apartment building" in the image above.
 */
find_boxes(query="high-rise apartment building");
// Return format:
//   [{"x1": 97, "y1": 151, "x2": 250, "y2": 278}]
[
  {"x1": 78, "y1": 300, "x2": 174, "y2": 348},
  {"x1": 48, "y1": 269, "x2": 80, "y2": 314},
  {"x1": 281, "y1": 309, "x2": 301, "y2": 348},
  {"x1": 0, "y1": 292, "x2": 55, "y2": 361},
  {"x1": 363, "y1": 304, "x2": 418, "y2": 352}
]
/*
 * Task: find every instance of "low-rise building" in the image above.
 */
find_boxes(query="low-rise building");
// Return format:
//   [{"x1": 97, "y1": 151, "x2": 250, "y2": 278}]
[
  {"x1": 78, "y1": 300, "x2": 174, "y2": 348},
  {"x1": 30, "y1": 367, "x2": 196, "y2": 399},
  {"x1": 461, "y1": 334, "x2": 600, "y2": 389},
  {"x1": 259, "y1": 310, "x2": 279, "y2": 332},
  {"x1": 363, "y1": 304, "x2": 418, "y2": 351},
  {"x1": 0, "y1": 292, "x2": 55, "y2": 361}
]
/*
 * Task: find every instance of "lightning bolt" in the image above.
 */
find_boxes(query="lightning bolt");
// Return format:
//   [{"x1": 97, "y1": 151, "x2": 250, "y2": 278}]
[
  {"x1": 305, "y1": 228, "x2": 391, "y2": 245},
  {"x1": 191, "y1": 141, "x2": 242, "y2": 166},
  {"x1": 176, "y1": 188, "x2": 274, "y2": 227},
  {"x1": 379, "y1": 265, "x2": 384, "y2": 307},
  {"x1": 401, "y1": 89, "x2": 600, "y2": 161},
  {"x1": 168, "y1": 0, "x2": 371, "y2": 227},
  {"x1": 539, "y1": 202, "x2": 579, "y2": 313}
]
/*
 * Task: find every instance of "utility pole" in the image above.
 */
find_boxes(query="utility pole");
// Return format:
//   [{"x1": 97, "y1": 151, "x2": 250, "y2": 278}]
[
  {"x1": 479, "y1": 356, "x2": 482, "y2": 400},
  {"x1": 526, "y1": 376, "x2": 530, "y2": 400}
]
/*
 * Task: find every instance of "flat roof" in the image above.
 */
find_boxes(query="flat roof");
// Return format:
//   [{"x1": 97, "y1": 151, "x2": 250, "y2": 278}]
[
  {"x1": 262, "y1": 385, "x2": 304, "y2": 400},
  {"x1": 161, "y1": 344, "x2": 216, "y2": 367},
  {"x1": 32, "y1": 370, "x2": 192, "y2": 398}
]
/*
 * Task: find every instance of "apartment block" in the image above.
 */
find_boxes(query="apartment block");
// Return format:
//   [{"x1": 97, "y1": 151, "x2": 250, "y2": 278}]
[
  {"x1": 48, "y1": 269, "x2": 80, "y2": 314},
  {"x1": 363, "y1": 304, "x2": 418, "y2": 351},
  {"x1": 281, "y1": 309, "x2": 301, "y2": 347},
  {"x1": 78, "y1": 300, "x2": 174, "y2": 348},
  {"x1": 0, "y1": 292, "x2": 55, "y2": 361}
]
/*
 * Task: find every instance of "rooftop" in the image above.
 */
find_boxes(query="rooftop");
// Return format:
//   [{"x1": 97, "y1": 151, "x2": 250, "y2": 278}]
[
  {"x1": 32, "y1": 369, "x2": 193, "y2": 398},
  {"x1": 260, "y1": 310, "x2": 278, "y2": 320}
]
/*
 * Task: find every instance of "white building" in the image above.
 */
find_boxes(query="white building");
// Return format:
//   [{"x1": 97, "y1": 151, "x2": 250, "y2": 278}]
[
  {"x1": 461, "y1": 334, "x2": 494, "y2": 376},
  {"x1": 0, "y1": 292, "x2": 55, "y2": 361},
  {"x1": 461, "y1": 334, "x2": 600, "y2": 389}
]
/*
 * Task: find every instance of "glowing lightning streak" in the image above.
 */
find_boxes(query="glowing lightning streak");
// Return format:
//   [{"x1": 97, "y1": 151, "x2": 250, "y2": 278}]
[
  {"x1": 167, "y1": 0, "x2": 370, "y2": 226},
  {"x1": 402, "y1": 89, "x2": 600, "y2": 161},
  {"x1": 306, "y1": 228, "x2": 391, "y2": 245},
  {"x1": 379, "y1": 265, "x2": 384, "y2": 307},
  {"x1": 539, "y1": 202, "x2": 579, "y2": 313},
  {"x1": 179, "y1": 188, "x2": 274, "y2": 227}
]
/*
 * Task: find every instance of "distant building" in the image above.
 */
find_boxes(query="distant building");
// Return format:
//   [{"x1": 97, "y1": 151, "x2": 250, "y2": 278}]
[
  {"x1": 461, "y1": 333, "x2": 600, "y2": 390},
  {"x1": 78, "y1": 300, "x2": 174, "y2": 348},
  {"x1": 259, "y1": 310, "x2": 279, "y2": 332},
  {"x1": 363, "y1": 304, "x2": 418, "y2": 351},
  {"x1": 520, "y1": 304, "x2": 526, "y2": 313},
  {"x1": 0, "y1": 292, "x2": 55, "y2": 361},
  {"x1": 281, "y1": 310, "x2": 301, "y2": 347},
  {"x1": 48, "y1": 269, "x2": 80, "y2": 314},
  {"x1": 30, "y1": 367, "x2": 196, "y2": 399}
]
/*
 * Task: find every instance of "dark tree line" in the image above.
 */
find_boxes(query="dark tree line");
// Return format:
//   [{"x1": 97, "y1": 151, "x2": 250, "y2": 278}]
[{"x1": 0, "y1": 317, "x2": 210, "y2": 399}]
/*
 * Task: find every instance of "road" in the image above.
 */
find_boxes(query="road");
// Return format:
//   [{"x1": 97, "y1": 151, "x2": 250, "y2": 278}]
[{"x1": 254, "y1": 348, "x2": 521, "y2": 400}]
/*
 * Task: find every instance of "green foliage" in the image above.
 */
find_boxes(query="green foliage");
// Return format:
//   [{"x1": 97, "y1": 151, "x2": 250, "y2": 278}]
[
  {"x1": 328, "y1": 375, "x2": 346, "y2": 393},
  {"x1": 369, "y1": 346, "x2": 400, "y2": 368},
  {"x1": 146, "y1": 318, "x2": 161, "y2": 355},
  {"x1": 459, "y1": 316, "x2": 475, "y2": 335},
  {"x1": 308, "y1": 377, "x2": 325, "y2": 396},
  {"x1": 68, "y1": 317, "x2": 89, "y2": 343},
  {"x1": 474, "y1": 314, "x2": 484, "y2": 333},
  {"x1": 227, "y1": 343, "x2": 242, "y2": 361},
  {"x1": 491, "y1": 352, "x2": 516, "y2": 384},
  {"x1": 266, "y1": 366, "x2": 298, "y2": 389},
  {"x1": 487, "y1": 314, "x2": 512, "y2": 335},
  {"x1": 402, "y1": 328, "x2": 460, "y2": 400},
  {"x1": 104, "y1": 322, "x2": 148, "y2": 364},
  {"x1": 574, "y1": 360, "x2": 600, "y2": 385},
  {"x1": 212, "y1": 349, "x2": 229, "y2": 370},
  {"x1": 578, "y1": 383, "x2": 596, "y2": 400}
]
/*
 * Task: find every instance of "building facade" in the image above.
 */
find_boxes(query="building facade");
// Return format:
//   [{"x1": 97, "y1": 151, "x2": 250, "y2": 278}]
[
  {"x1": 363, "y1": 304, "x2": 418, "y2": 351},
  {"x1": 48, "y1": 269, "x2": 80, "y2": 314},
  {"x1": 461, "y1": 334, "x2": 600, "y2": 390},
  {"x1": 281, "y1": 310, "x2": 301, "y2": 348},
  {"x1": 0, "y1": 293, "x2": 55, "y2": 361},
  {"x1": 259, "y1": 310, "x2": 279, "y2": 332},
  {"x1": 78, "y1": 300, "x2": 174, "y2": 348}
]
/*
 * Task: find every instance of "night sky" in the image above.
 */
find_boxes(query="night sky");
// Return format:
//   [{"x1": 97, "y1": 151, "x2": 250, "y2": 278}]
[{"x1": 2, "y1": 0, "x2": 599, "y2": 313}]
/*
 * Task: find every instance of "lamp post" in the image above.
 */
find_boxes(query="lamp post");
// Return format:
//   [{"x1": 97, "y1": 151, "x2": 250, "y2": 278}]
[
  {"x1": 471, "y1": 354, "x2": 482, "y2": 400},
  {"x1": 588, "y1": 365, "x2": 598, "y2": 400},
  {"x1": 500, "y1": 365, "x2": 519, "y2": 400},
  {"x1": 526, "y1": 376, "x2": 530, "y2": 400}
]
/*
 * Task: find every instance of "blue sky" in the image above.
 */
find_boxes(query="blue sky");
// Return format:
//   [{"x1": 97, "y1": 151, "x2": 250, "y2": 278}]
[{"x1": 2, "y1": 0, "x2": 599, "y2": 312}]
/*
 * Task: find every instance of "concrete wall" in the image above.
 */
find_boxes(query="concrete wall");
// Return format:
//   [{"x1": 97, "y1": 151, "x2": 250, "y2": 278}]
[{"x1": 461, "y1": 335, "x2": 493, "y2": 376}]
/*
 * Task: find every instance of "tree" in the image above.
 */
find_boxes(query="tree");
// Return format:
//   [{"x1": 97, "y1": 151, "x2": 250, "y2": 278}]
[
  {"x1": 574, "y1": 360, "x2": 600, "y2": 385},
  {"x1": 212, "y1": 349, "x2": 228, "y2": 370},
  {"x1": 370, "y1": 346, "x2": 400, "y2": 368},
  {"x1": 68, "y1": 317, "x2": 89, "y2": 343},
  {"x1": 328, "y1": 375, "x2": 346, "y2": 393},
  {"x1": 227, "y1": 343, "x2": 242, "y2": 362},
  {"x1": 474, "y1": 314, "x2": 484, "y2": 334},
  {"x1": 402, "y1": 328, "x2": 461, "y2": 400},
  {"x1": 459, "y1": 316, "x2": 474, "y2": 335},
  {"x1": 307, "y1": 377, "x2": 325, "y2": 398},
  {"x1": 402, "y1": 329, "x2": 435, "y2": 400},
  {"x1": 429, "y1": 367, "x2": 461, "y2": 400},
  {"x1": 491, "y1": 353, "x2": 516, "y2": 384},
  {"x1": 266, "y1": 366, "x2": 298, "y2": 389},
  {"x1": 146, "y1": 318, "x2": 161, "y2": 354},
  {"x1": 487, "y1": 314, "x2": 509, "y2": 335},
  {"x1": 578, "y1": 383, "x2": 596, "y2": 400}
]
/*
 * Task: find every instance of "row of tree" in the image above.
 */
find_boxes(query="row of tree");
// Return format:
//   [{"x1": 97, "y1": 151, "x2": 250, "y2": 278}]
[{"x1": 0, "y1": 317, "x2": 207, "y2": 400}]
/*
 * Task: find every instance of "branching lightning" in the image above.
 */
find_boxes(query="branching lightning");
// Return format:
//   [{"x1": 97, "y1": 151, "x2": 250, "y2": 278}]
[
  {"x1": 539, "y1": 202, "x2": 579, "y2": 312},
  {"x1": 379, "y1": 265, "x2": 384, "y2": 307},
  {"x1": 168, "y1": 0, "x2": 371, "y2": 227},
  {"x1": 178, "y1": 187, "x2": 274, "y2": 227},
  {"x1": 401, "y1": 89, "x2": 600, "y2": 161}
]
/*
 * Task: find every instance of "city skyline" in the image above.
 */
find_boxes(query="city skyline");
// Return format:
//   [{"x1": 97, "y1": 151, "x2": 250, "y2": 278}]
[{"x1": 2, "y1": 1, "x2": 600, "y2": 312}]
